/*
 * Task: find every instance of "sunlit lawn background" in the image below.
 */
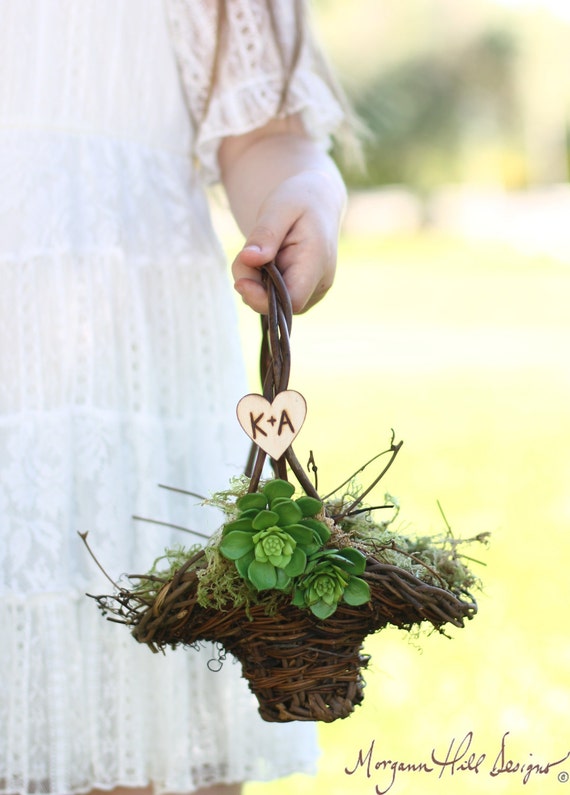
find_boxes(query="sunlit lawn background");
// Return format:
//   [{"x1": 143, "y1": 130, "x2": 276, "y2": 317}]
[
  {"x1": 232, "y1": 1, "x2": 570, "y2": 791},
  {"x1": 227, "y1": 227, "x2": 570, "y2": 795}
]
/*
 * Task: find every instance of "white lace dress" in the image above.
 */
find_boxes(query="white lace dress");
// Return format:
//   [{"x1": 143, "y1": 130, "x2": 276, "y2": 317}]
[{"x1": 0, "y1": 2, "x2": 342, "y2": 794}]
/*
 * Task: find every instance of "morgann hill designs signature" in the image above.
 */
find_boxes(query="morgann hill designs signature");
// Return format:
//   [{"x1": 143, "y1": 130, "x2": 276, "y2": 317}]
[{"x1": 345, "y1": 731, "x2": 570, "y2": 794}]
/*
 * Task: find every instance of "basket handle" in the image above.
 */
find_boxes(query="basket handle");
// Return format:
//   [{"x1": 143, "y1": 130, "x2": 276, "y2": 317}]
[{"x1": 244, "y1": 262, "x2": 319, "y2": 499}]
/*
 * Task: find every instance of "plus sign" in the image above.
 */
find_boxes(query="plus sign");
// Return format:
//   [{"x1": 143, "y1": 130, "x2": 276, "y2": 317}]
[{"x1": 267, "y1": 415, "x2": 277, "y2": 426}]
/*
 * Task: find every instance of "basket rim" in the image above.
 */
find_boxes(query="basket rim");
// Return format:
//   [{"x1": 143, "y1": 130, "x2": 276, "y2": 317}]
[{"x1": 102, "y1": 543, "x2": 477, "y2": 653}]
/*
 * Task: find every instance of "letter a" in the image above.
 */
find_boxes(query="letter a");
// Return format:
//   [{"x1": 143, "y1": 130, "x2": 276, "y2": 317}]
[{"x1": 277, "y1": 410, "x2": 295, "y2": 436}]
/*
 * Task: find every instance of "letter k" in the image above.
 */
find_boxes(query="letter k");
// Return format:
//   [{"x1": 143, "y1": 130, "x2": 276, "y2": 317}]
[{"x1": 250, "y1": 412, "x2": 267, "y2": 439}]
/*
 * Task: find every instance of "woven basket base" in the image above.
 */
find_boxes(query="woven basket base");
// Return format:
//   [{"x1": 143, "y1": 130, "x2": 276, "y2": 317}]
[
  {"x1": 221, "y1": 605, "x2": 371, "y2": 722},
  {"x1": 129, "y1": 555, "x2": 476, "y2": 722}
]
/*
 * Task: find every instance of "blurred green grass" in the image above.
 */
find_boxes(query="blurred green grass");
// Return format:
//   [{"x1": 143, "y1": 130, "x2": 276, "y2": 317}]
[{"x1": 237, "y1": 232, "x2": 570, "y2": 795}]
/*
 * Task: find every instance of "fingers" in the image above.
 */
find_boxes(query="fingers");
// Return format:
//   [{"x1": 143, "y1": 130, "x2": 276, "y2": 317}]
[
  {"x1": 278, "y1": 242, "x2": 335, "y2": 314},
  {"x1": 232, "y1": 228, "x2": 336, "y2": 315},
  {"x1": 293, "y1": 267, "x2": 335, "y2": 313},
  {"x1": 230, "y1": 181, "x2": 338, "y2": 314},
  {"x1": 232, "y1": 241, "x2": 274, "y2": 315},
  {"x1": 233, "y1": 244, "x2": 330, "y2": 315},
  {"x1": 231, "y1": 220, "x2": 290, "y2": 315}
]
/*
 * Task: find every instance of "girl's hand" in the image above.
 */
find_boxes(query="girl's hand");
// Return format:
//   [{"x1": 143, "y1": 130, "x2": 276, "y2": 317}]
[
  {"x1": 219, "y1": 117, "x2": 347, "y2": 315},
  {"x1": 231, "y1": 170, "x2": 343, "y2": 314}
]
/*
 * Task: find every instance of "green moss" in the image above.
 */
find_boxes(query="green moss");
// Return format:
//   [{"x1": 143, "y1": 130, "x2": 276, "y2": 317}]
[{"x1": 203, "y1": 475, "x2": 252, "y2": 515}]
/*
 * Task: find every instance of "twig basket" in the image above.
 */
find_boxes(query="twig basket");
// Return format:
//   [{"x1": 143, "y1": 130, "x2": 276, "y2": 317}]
[
  {"x1": 114, "y1": 549, "x2": 475, "y2": 722},
  {"x1": 89, "y1": 263, "x2": 481, "y2": 723}
]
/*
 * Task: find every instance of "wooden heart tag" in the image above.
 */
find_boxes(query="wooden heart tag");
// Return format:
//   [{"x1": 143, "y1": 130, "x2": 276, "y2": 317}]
[{"x1": 236, "y1": 391, "x2": 307, "y2": 460}]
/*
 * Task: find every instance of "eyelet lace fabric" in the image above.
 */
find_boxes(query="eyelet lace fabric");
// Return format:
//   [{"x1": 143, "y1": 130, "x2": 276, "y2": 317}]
[
  {"x1": 166, "y1": 0, "x2": 344, "y2": 183},
  {"x1": 0, "y1": 1, "x2": 342, "y2": 793}
]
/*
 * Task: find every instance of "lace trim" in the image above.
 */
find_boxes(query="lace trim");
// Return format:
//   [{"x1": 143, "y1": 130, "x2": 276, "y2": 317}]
[
  {"x1": 196, "y1": 67, "x2": 343, "y2": 183},
  {"x1": 165, "y1": 0, "x2": 344, "y2": 183}
]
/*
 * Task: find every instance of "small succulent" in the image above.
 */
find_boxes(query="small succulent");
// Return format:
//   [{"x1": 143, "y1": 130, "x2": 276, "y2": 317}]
[
  {"x1": 219, "y1": 479, "x2": 331, "y2": 592},
  {"x1": 292, "y1": 548, "x2": 371, "y2": 620}
]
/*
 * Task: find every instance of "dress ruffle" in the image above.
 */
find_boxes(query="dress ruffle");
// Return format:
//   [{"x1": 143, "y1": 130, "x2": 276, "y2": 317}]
[
  {"x1": 194, "y1": 67, "x2": 344, "y2": 185},
  {"x1": 166, "y1": 0, "x2": 344, "y2": 183}
]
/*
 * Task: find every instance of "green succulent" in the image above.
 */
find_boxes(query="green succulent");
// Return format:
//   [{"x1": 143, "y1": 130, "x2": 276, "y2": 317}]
[
  {"x1": 292, "y1": 547, "x2": 371, "y2": 620},
  {"x1": 219, "y1": 479, "x2": 330, "y2": 592}
]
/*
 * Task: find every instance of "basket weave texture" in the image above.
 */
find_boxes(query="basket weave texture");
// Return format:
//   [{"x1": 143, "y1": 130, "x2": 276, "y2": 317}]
[{"x1": 123, "y1": 549, "x2": 476, "y2": 722}]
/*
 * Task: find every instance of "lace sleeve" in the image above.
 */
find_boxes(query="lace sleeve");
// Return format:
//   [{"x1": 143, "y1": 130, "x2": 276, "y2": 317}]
[{"x1": 165, "y1": 0, "x2": 344, "y2": 184}]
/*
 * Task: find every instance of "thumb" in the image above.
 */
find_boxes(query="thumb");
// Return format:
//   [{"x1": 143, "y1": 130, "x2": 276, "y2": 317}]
[
  {"x1": 231, "y1": 220, "x2": 292, "y2": 313},
  {"x1": 238, "y1": 223, "x2": 283, "y2": 268}
]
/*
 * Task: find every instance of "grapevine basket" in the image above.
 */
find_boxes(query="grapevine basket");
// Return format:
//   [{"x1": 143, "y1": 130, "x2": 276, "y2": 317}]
[{"x1": 89, "y1": 263, "x2": 481, "y2": 723}]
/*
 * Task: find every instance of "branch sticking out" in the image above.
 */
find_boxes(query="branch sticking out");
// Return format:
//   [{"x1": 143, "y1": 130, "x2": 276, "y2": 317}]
[
  {"x1": 333, "y1": 433, "x2": 404, "y2": 521},
  {"x1": 78, "y1": 532, "x2": 120, "y2": 591}
]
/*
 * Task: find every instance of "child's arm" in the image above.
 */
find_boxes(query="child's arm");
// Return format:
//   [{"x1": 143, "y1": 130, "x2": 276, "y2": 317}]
[{"x1": 219, "y1": 114, "x2": 347, "y2": 315}]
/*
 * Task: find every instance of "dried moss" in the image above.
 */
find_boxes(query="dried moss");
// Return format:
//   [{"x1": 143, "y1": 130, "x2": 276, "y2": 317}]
[
  {"x1": 195, "y1": 537, "x2": 288, "y2": 618},
  {"x1": 195, "y1": 540, "x2": 252, "y2": 611},
  {"x1": 203, "y1": 475, "x2": 251, "y2": 515},
  {"x1": 334, "y1": 509, "x2": 485, "y2": 595},
  {"x1": 131, "y1": 544, "x2": 202, "y2": 601}
]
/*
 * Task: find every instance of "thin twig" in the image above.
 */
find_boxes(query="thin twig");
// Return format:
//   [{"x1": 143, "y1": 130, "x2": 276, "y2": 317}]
[
  {"x1": 334, "y1": 436, "x2": 404, "y2": 520},
  {"x1": 436, "y1": 499, "x2": 453, "y2": 535},
  {"x1": 247, "y1": 447, "x2": 267, "y2": 493},
  {"x1": 340, "y1": 504, "x2": 395, "y2": 517},
  {"x1": 307, "y1": 450, "x2": 319, "y2": 493},
  {"x1": 132, "y1": 515, "x2": 210, "y2": 540},
  {"x1": 321, "y1": 432, "x2": 401, "y2": 501},
  {"x1": 158, "y1": 484, "x2": 207, "y2": 501},
  {"x1": 244, "y1": 440, "x2": 257, "y2": 478},
  {"x1": 78, "y1": 532, "x2": 120, "y2": 590},
  {"x1": 285, "y1": 447, "x2": 319, "y2": 499},
  {"x1": 457, "y1": 553, "x2": 488, "y2": 567}
]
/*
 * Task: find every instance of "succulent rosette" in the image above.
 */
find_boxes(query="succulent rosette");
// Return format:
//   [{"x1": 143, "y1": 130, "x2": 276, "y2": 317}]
[
  {"x1": 292, "y1": 547, "x2": 371, "y2": 619},
  {"x1": 218, "y1": 478, "x2": 372, "y2": 619},
  {"x1": 219, "y1": 479, "x2": 331, "y2": 592}
]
